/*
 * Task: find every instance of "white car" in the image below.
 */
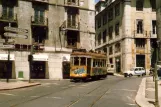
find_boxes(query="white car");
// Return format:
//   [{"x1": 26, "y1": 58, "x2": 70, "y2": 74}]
[{"x1": 124, "y1": 67, "x2": 146, "y2": 77}]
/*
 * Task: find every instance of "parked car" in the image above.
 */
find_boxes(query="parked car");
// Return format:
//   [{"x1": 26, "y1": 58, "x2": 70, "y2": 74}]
[{"x1": 124, "y1": 67, "x2": 146, "y2": 77}]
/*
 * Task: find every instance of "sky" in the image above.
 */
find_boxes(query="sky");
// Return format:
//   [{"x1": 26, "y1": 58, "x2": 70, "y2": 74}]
[{"x1": 95, "y1": 0, "x2": 99, "y2": 3}]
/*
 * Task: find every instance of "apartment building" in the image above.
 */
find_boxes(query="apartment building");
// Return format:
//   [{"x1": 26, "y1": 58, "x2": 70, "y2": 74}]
[
  {"x1": 0, "y1": 0, "x2": 95, "y2": 80},
  {"x1": 95, "y1": 0, "x2": 157, "y2": 73}
]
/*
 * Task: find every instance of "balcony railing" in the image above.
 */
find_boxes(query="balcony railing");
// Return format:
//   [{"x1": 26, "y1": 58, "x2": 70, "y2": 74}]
[
  {"x1": 31, "y1": 16, "x2": 48, "y2": 26},
  {"x1": 65, "y1": 0, "x2": 79, "y2": 7},
  {"x1": 0, "y1": 11, "x2": 17, "y2": 22},
  {"x1": 32, "y1": 0, "x2": 49, "y2": 3}
]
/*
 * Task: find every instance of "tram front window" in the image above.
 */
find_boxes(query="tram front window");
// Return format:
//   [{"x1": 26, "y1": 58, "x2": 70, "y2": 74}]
[
  {"x1": 80, "y1": 57, "x2": 86, "y2": 65},
  {"x1": 74, "y1": 57, "x2": 79, "y2": 65}
]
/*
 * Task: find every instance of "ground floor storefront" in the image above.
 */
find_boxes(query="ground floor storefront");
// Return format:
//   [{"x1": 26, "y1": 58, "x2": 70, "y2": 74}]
[{"x1": 0, "y1": 51, "x2": 71, "y2": 80}]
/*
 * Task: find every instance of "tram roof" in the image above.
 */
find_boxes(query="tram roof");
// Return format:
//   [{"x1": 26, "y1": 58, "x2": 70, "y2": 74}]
[{"x1": 71, "y1": 52, "x2": 107, "y2": 58}]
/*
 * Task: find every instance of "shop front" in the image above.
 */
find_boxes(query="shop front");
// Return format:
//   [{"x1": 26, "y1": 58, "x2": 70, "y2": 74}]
[
  {"x1": 0, "y1": 54, "x2": 15, "y2": 79},
  {"x1": 31, "y1": 54, "x2": 48, "y2": 79}
]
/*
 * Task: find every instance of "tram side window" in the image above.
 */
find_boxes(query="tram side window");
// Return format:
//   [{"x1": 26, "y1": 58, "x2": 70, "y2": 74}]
[
  {"x1": 100, "y1": 60, "x2": 102, "y2": 67},
  {"x1": 80, "y1": 57, "x2": 86, "y2": 65},
  {"x1": 74, "y1": 57, "x2": 79, "y2": 65},
  {"x1": 93, "y1": 59, "x2": 96, "y2": 67},
  {"x1": 70, "y1": 57, "x2": 73, "y2": 65}
]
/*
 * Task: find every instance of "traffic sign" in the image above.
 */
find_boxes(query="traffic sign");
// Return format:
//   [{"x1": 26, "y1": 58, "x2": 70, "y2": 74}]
[
  {"x1": 4, "y1": 27, "x2": 28, "y2": 34},
  {"x1": 0, "y1": 45, "x2": 15, "y2": 49},
  {"x1": 4, "y1": 32, "x2": 28, "y2": 39}
]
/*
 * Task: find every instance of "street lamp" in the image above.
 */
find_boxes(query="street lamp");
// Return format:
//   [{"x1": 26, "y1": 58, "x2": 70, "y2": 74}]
[{"x1": 116, "y1": 59, "x2": 119, "y2": 73}]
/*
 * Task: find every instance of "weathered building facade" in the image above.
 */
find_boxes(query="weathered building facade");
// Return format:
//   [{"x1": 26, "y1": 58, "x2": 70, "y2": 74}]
[
  {"x1": 95, "y1": 0, "x2": 157, "y2": 73},
  {"x1": 0, "y1": 0, "x2": 95, "y2": 80}
]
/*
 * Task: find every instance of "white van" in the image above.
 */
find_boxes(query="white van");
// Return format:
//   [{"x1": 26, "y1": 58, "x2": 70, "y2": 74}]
[
  {"x1": 107, "y1": 63, "x2": 115, "y2": 75},
  {"x1": 124, "y1": 67, "x2": 146, "y2": 77}
]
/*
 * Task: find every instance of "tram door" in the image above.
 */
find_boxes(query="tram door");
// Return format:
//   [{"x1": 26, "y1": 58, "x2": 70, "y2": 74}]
[
  {"x1": 62, "y1": 61, "x2": 70, "y2": 79},
  {"x1": 0, "y1": 61, "x2": 12, "y2": 79},
  {"x1": 31, "y1": 61, "x2": 46, "y2": 79},
  {"x1": 87, "y1": 58, "x2": 91, "y2": 75}
]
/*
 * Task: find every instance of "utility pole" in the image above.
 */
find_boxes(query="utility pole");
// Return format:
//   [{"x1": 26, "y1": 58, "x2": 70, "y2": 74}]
[
  {"x1": 6, "y1": 23, "x2": 11, "y2": 83},
  {"x1": 28, "y1": 41, "x2": 33, "y2": 83},
  {"x1": 155, "y1": 0, "x2": 161, "y2": 107}
]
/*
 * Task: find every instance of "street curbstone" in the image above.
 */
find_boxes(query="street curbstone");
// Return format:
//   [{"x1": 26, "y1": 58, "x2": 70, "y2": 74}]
[{"x1": 135, "y1": 78, "x2": 154, "y2": 107}]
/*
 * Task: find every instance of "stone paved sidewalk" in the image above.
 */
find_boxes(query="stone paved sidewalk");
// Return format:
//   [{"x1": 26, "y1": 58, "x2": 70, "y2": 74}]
[
  {"x1": 136, "y1": 77, "x2": 161, "y2": 107},
  {"x1": 0, "y1": 81, "x2": 40, "y2": 91}
]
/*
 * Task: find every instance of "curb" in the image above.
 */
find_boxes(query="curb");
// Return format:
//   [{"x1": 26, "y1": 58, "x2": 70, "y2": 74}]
[
  {"x1": 0, "y1": 83, "x2": 41, "y2": 91},
  {"x1": 114, "y1": 73, "x2": 124, "y2": 77},
  {"x1": 135, "y1": 78, "x2": 154, "y2": 107}
]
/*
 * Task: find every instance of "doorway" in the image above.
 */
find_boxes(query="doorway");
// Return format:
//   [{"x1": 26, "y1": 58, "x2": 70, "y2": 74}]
[
  {"x1": 62, "y1": 61, "x2": 70, "y2": 79},
  {"x1": 0, "y1": 61, "x2": 12, "y2": 79},
  {"x1": 136, "y1": 55, "x2": 145, "y2": 67},
  {"x1": 31, "y1": 61, "x2": 46, "y2": 79}
]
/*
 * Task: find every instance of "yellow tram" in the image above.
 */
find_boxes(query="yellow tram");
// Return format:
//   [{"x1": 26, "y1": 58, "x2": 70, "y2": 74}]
[{"x1": 70, "y1": 49, "x2": 107, "y2": 81}]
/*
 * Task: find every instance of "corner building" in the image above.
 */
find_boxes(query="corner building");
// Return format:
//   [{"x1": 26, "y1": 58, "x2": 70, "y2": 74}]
[
  {"x1": 0, "y1": 0, "x2": 95, "y2": 80},
  {"x1": 95, "y1": 0, "x2": 157, "y2": 74}
]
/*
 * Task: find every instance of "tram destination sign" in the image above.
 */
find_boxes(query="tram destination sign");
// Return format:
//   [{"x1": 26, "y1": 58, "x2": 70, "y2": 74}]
[
  {"x1": 0, "y1": 45, "x2": 15, "y2": 49},
  {"x1": 4, "y1": 32, "x2": 28, "y2": 39},
  {"x1": 4, "y1": 27, "x2": 28, "y2": 34}
]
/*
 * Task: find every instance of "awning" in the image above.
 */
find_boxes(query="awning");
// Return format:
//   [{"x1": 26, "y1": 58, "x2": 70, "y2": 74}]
[
  {"x1": 33, "y1": 54, "x2": 48, "y2": 61},
  {"x1": 0, "y1": 54, "x2": 15, "y2": 60}
]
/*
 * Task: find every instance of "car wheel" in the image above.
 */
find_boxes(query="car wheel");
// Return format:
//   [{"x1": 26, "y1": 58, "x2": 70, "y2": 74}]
[
  {"x1": 124, "y1": 74, "x2": 127, "y2": 77},
  {"x1": 129, "y1": 74, "x2": 132, "y2": 77}
]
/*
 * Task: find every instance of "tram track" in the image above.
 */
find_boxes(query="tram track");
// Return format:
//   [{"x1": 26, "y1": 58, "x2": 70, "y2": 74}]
[
  {"x1": 6, "y1": 81, "x2": 88, "y2": 107},
  {"x1": 65, "y1": 79, "x2": 110, "y2": 107},
  {"x1": 66, "y1": 78, "x2": 126, "y2": 107}
]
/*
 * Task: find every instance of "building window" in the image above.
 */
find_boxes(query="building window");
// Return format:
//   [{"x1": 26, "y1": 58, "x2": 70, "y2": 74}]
[
  {"x1": 32, "y1": 3, "x2": 47, "y2": 24},
  {"x1": 1, "y1": 0, "x2": 17, "y2": 20},
  {"x1": 109, "y1": 26, "x2": 113, "y2": 40},
  {"x1": 152, "y1": 20, "x2": 156, "y2": 34},
  {"x1": 103, "y1": 13, "x2": 107, "y2": 25},
  {"x1": 108, "y1": 8, "x2": 113, "y2": 21},
  {"x1": 67, "y1": 9, "x2": 78, "y2": 28},
  {"x1": 109, "y1": 46, "x2": 113, "y2": 55},
  {"x1": 103, "y1": 30, "x2": 106, "y2": 43},
  {"x1": 136, "y1": 19, "x2": 143, "y2": 34},
  {"x1": 150, "y1": 0, "x2": 156, "y2": 11},
  {"x1": 115, "y1": 23, "x2": 119, "y2": 36},
  {"x1": 34, "y1": 9, "x2": 45, "y2": 24},
  {"x1": 115, "y1": 43, "x2": 121, "y2": 53},
  {"x1": 98, "y1": 33, "x2": 101, "y2": 45},
  {"x1": 136, "y1": 0, "x2": 143, "y2": 11},
  {"x1": 68, "y1": 0, "x2": 76, "y2": 3},
  {"x1": 97, "y1": 18, "x2": 101, "y2": 28},
  {"x1": 135, "y1": 39, "x2": 145, "y2": 48},
  {"x1": 109, "y1": 58, "x2": 113, "y2": 64},
  {"x1": 115, "y1": 3, "x2": 120, "y2": 17},
  {"x1": 66, "y1": 31, "x2": 78, "y2": 48},
  {"x1": 103, "y1": 47, "x2": 107, "y2": 53}
]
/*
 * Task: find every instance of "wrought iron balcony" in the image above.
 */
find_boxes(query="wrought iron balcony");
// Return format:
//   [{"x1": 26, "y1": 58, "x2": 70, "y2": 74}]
[
  {"x1": 65, "y1": 0, "x2": 79, "y2": 7},
  {"x1": 31, "y1": 0, "x2": 48, "y2": 3},
  {"x1": 0, "y1": 11, "x2": 17, "y2": 22},
  {"x1": 31, "y1": 16, "x2": 48, "y2": 26}
]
